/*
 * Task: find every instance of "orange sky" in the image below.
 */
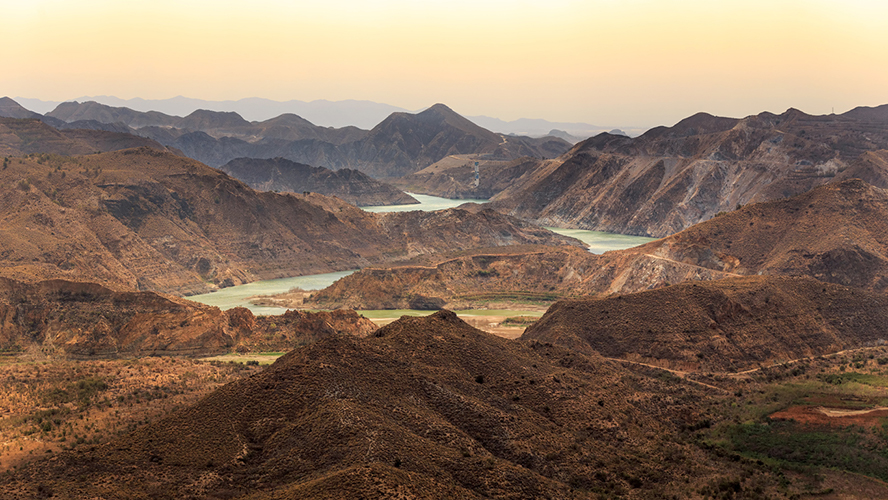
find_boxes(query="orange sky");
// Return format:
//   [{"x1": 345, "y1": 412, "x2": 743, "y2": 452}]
[{"x1": 3, "y1": 0, "x2": 887, "y2": 127}]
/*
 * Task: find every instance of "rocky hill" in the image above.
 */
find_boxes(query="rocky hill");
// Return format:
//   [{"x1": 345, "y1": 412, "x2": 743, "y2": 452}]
[
  {"x1": 487, "y1": 106, "x2": 888, "y2": 236},
  {"x1": 43, "y1": 99, "x2": 572, "y2": 172},
  {"x1": 0, "y1": 96, "x2": 42, "y2": 119},
  {"x1": 638, "y1": 178, "x2": 888, "y2": 291},
  {"x1": 391, "y1": 155, "x2": 542, "y2": 199},
  {"x1": 2, "y1": 310, "x2": 782, "y2": 498},
  {"x1": 0, "y1": 277, "x2": 375, "y2": 358},
  {"x1": 0, "y1": 144, "x2": 579, "y2": 295},
  {"x1": 219, "y1": 157, "x2": 417, "y2": 206},
  {"x1": 523, "y1": 275, "x2": 888, "y2": 373},
  {"x1": 304, "y1": 179, "x2": 888, "y2": 309},
  {"x1": 0, "y1": 117, "x2": 169, "y2": 157}
]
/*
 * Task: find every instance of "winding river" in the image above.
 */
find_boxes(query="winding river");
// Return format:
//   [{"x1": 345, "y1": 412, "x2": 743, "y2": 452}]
[{"x1": 188, "y1": 194, "x2": 657, "y2": 315}]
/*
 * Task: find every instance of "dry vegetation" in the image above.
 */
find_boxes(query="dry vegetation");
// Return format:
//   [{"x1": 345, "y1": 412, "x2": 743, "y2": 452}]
[{"x1": 0, "y1": 354, "x2": 262, "y2": 473}]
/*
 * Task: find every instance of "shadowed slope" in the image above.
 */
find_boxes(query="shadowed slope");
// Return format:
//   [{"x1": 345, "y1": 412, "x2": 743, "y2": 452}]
[{"x1": 523, "y1": 276, "x2": 888, "y2": 373}]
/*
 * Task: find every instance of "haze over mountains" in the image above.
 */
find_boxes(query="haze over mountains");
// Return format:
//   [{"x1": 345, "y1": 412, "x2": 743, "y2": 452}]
[
  {"x1": 16, "y1": 95, "x2": 618, "y2": 138},
  {"x1": 4, "y1": 98, "x2": 573, "y2": 175}
]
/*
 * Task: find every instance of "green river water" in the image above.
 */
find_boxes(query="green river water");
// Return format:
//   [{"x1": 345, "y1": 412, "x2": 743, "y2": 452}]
[{"x1": 188, "y1": 194, "x2": 656, "y2": 316}]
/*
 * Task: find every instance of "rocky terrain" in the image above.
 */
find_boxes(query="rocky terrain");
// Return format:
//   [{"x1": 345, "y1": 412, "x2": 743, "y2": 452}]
[
  {"x1": 486, "y1": 106, "x2": 888, "y2": 236},
  {"x1": 0, "y1": 277, "x2": 375, "y2": 358},
  {"x1": 305, "y1": 179, "x2": 888, "y2": 310},
  {"x1": 522, "y1": 275, "x2": 888, "y2": 373},
  {"x1": 219, "y1": 157, "x2": 416, "y2": 206},
  {"x1": 0, "y1": 137, "x2": 580, "y2": 295},
  {"x1": 1, "y1": 310, "x2": 795, "y2": 499},
  {"x1": 33, "y1": 99, "x2": 572, "y2": 172},
  {"x1": 391, "y1": 155, "x2": 542, "y2": 199}
]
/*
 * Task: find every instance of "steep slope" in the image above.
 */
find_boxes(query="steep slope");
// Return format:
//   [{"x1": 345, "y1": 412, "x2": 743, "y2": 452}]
[
  {"x1": 3, "y1": 311, "x2": 766, "y2": 498},
  {"x1": 522, "y1": 275, "x2": 888, "y2": 373},
  {"x1": 219, "y1": 157, "x2": 417, "y2": 206},
  {"x1": 641, "y1": 178, "x2": 888, "y2": 291},
  {"x1": 488, "y1": 107, "x2": 888, "y2": 236},
  {"x1": 0, "y1": 277, "x2": 376, "y2": 358},
  {"x1": 0, "y1": 146, "x2": 579, "y2": 295}
]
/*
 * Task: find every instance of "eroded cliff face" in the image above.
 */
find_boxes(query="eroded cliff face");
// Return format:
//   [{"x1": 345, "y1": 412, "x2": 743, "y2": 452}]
[
  {"x1": 522, "y1": 275, "x2": 888, "y2": 373},
  {"x1": 487, "y1": 108, "x2": 888, "y2": 237},
  {"x1": 0, "y1": 147, "x2": 580, "y2": 295},
  {"x1": 0, "y1": 278, "x2": 375, "y2": 358}
]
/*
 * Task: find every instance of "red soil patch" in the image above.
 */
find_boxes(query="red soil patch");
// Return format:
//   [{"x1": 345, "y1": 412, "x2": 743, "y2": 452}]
[{"x1": 770, "y1": 405, "x2": 888, "y2": 428}]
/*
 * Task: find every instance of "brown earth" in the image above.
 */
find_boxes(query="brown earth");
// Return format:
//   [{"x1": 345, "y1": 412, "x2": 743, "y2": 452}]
[
  {"x1": 0, "y1": 145, "x2": 579, "y2": 295},
  {"x1": 218, "y1": 156, "x2": 417, "y2": 206},
  {"x1": 0, "y1": 310, "x2": 789, "y2": 499},
  {"x1": 0, "y1": 277, "x2": 376, "y2": 359},
  {"x1": 521, "y1": 275, "x2": 888, "y2": 373},
  {"x1": 0, "y1": 356, "x2": 263, "y2": 473},
  {"x1": 486, "y1": 106, "x2": 888, "y2": 237}
]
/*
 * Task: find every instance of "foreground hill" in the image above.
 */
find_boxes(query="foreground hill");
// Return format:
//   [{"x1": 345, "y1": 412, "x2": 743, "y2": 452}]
[
  {"x1": 0, "y1": 277, "x2": 375, "y2": 358},
  {"x1": 2, "y1": 311, "x2": 783, "y2": 498},
  {"x1": 219, "y1": 157, "x2": 417, "y2": 206},
  {"x1": 43, "y1": 100, "x2": 572, "y2": 173},
  {"x1": 0, "y1": 146, "x2": 578, "y2": 295},
  {"x1": 487, "y1": 106, "x2": 888, "y2": 236},
  {"x1": 523, "y1": 275, "x2": 888, "y2": 373},
  {"x1": 304, "y1": 179, "x2": 888, "y2": 310}
]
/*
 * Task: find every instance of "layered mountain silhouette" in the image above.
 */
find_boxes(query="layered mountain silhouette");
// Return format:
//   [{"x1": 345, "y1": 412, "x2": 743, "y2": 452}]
[
  {"x1": 218, "y1": 157, "x2": 417, "y2": 206},
  {"x1": 33, "y1": 99, "x2": 572, "y2": 174},
  {"x1": 484, "y1": 106, "x2": 888, "y2": 236}
]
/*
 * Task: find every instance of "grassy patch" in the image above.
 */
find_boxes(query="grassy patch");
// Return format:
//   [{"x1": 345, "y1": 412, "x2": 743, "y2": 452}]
[{"x1": 724, "y1": 421, "x2": 888, "y2": 481}]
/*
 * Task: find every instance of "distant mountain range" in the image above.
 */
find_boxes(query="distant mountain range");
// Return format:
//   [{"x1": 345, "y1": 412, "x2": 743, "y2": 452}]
[
  {"x1": 3, "y1": 98, "x2": 573, "y2": 177},
  {"x1": 15, "y1": 95, "x2": 625, "y2": 139}
]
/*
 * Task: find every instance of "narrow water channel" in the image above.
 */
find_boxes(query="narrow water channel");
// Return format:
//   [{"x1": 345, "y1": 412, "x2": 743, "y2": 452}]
[{"x1": 188, "y1": 194, "x2": 658, "y2": 315}]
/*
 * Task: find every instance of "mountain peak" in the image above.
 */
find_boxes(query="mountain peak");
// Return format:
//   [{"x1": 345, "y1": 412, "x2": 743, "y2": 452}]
[{"x1": 0, "y1": 97, "x2": 42, "y2": 119}]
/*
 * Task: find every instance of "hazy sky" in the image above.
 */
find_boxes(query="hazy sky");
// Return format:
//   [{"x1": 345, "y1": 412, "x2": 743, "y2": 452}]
[{"x1": 3, "y1": 0, "x2": 887, "y2": 127}]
